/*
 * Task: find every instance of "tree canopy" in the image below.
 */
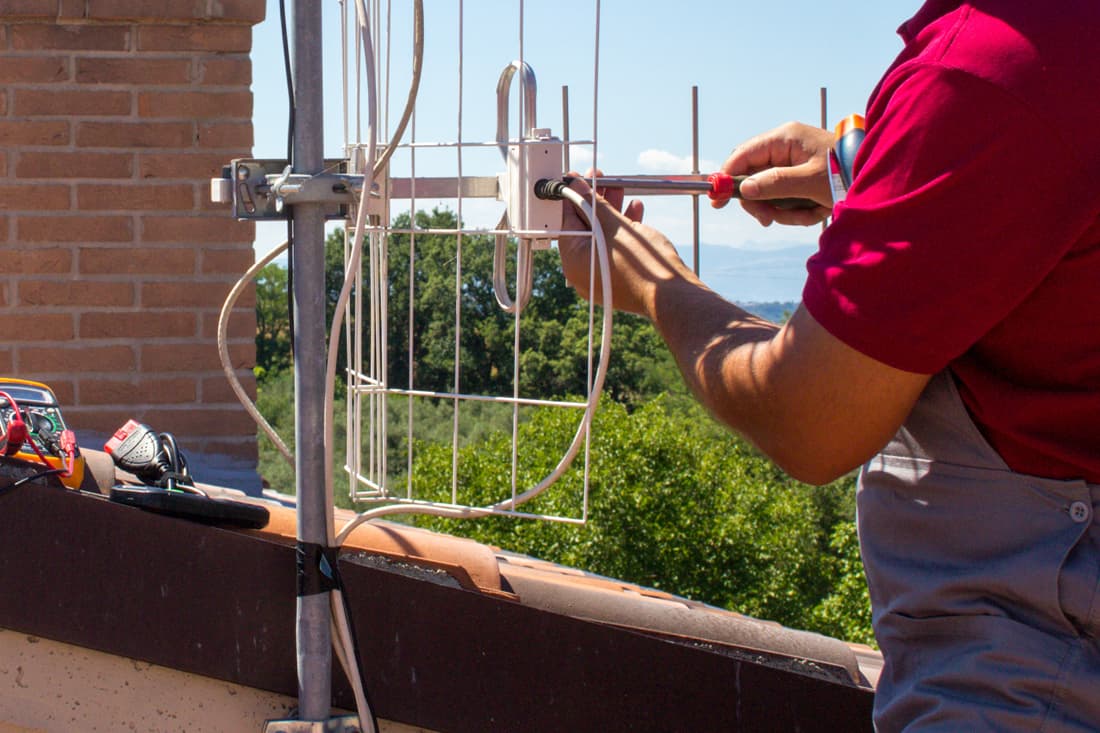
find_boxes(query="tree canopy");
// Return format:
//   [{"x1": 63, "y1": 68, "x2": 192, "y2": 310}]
[{"x1": 252, "y1": 206, "x2": 873, "y2": 644}]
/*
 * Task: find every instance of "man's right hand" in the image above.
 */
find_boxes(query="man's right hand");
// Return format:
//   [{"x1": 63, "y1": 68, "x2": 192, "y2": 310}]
[{"x1": 718, "y1": 121, "x2": 835, "y2": 227}]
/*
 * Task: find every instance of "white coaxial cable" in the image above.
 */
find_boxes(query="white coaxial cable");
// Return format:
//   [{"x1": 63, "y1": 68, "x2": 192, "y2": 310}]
[
  {"x1": 323, "y1": 0, "x2": 381, "y2": 729},
  {"x1": 218, "y1": 240, "x2": 294, "y2": 467}
]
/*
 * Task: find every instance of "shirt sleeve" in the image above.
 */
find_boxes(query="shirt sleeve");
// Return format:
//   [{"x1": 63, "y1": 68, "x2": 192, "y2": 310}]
[{"x1": 802, "y1": 63, "x2": 1086, "y2": 374}]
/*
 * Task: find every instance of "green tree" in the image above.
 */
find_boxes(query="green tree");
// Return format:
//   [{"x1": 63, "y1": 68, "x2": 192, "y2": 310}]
[
  {"x1": 253, "y1": 231, "x2": 349, "y2": 378},
  {"x1": 409, "y1": 397, "x2": 871, "y2": 640},
  {"x1": 255, "y1": 262, "x2": 292, "y2": 378},
  {"x1": 253, "y1": 206, "x2": 874, "y2": 644}
]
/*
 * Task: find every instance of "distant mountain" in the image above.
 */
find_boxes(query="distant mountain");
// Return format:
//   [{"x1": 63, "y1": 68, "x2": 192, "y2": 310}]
[
  {"x1": 674, "y1": 243, "x2": 814, "y2": 305},
  {"x1": 736, "y1": 301, "x2": 798, "y2": 324}
]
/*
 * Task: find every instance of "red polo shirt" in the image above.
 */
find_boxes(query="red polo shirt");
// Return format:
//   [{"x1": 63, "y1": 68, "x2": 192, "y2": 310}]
[{"x1": 803, "y1": 0, "x2": 1100, "y2": 481}]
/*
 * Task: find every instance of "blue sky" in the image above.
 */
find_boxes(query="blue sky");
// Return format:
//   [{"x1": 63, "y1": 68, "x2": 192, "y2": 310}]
[{"x1": 250, "y1": 1, "x2": 919, "y2": 300}]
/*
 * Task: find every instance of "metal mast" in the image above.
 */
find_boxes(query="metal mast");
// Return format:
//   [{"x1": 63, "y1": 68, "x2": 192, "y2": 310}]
[{"x1": 291, "y1": 0, "x2": 333, "y2": 720}]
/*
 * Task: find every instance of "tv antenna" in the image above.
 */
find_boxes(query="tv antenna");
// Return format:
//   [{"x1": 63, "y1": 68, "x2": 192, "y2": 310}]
[{"x1": 213, "y1": 0, "x2": 719, "y2": 727}]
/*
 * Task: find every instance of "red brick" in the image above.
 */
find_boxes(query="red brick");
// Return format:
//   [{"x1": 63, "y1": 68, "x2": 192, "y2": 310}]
[
  {"x1": 79, "y1": 245, "x2": 196, "y2": 275},
  {"x1": 0, "y1": 349, "x2": 11, "y2": 374},
  {"x1": 0, "y1": 150, "x2": 6, "y2": 176},
  {"x1": 0, "y1": 56, "x2": 68, "y2": 84},
  {"x1": 137, "y1": 25, "x2": 251, "y2": 53},
  {"x1": 64, "y1": 407, "x2": 136, "y2": 436},
  {"x1": 138, "y1": 90, "x2": 250, "y2": 120},
  {"x1": 56, "y1": 0, "x2": 84, "y2": 19},
  {"x1": 203, "y1": 438, "x2": 258, "y2": 462},
  {"x1": 200, "y1": 247, "x2": 253, "y2": 275},
  {"x1": 0, "y1": 183, "x2": 70, "y2": 210},
  {"x1": 0, "y1": 247, "x2": 73, "y2": 273},
  {"x1": 195, "y1": 121, "x2": 251, "y2": 149},
  {"x1": 18, "y1": 278, "x2": 135, "y2": 307},
  {"x1": 0, "y1": 215, "x2": 8, "y2": 243},
  {"x1": 81, "y1": 309, "x2": 197, "y2": 339},
  {"x1": 85, "y1": 0, "x2": 259, "y2": 23},
  {"x1": 139, "y1": 152, "x2": 233, "y2": 180},
  {"x1": 85, "y1": 0, "x2": 206, "y2": 22},
  {"x1": 0, "y1": 0, "x2": 57, "y2": 18},
  {"x1": 77, "y1": 376, "x2": 198, "y2": 406},
  {"x1": 0, "y1": 89, "x2": 7, "y2": 116},
  {"x1": 142, "y1": 215, "x2": 253, "y2": 243},
  {"x1": 18, "y1": 215, "x2": 132, "y2": 242},
  {"x1": 137, "y1": 405, "x2": 256, "y2": 436},
  {"x1": 140, "y1": 280, "x2": 230, "y2": 308},
  {"x1": 226, "y1": 284, "x2": 256, "y2": 308},
  {"x1": 206, "y1": 0, "x2": 265, "y2": 23},
  {"x1": 0, "y1": 313, "x2": 74, "y2": 341},
  {"x1": 17, "y1": 151, "x2": 133, "y2": 179},
  {"x1": 11, "y1": 25, "x2": 131, "y2": 52},
  {"x1": 198, "y1": 57, "x2": 250, "y2": 86},
  {"x1": 77, "y1": 184, "x2": 193, "y2": 211},
  {"x1": 142, "y1": 341, "x2": 251, "y2": 372},
  {"x1": 42, "y1": 379, "x2": 76, "y2": 405},
  {"x1": 0, "y1": 120, "x2": 70, "y2": 145},
  {"x1": 202, "y1": 374, "x2": 256, "y2": 402},
  {"x1": 199, "y1": 191, "x2": 236, "y2": 212},
  {"x1": 76, "y1": 57, "x2": 191, "y2": 85},
  {"x1": 19, "y1": 344, "x2": 136, "y2": 373},
  {"x1": 203, "y1": 309, "x2": 255, "y2": 340},
  {"x1": 77, "y1": 121, "x2": 192, "y2": 149},
  {"x1": 16, "y1": 88, "x2": 131, "y2": 116}
]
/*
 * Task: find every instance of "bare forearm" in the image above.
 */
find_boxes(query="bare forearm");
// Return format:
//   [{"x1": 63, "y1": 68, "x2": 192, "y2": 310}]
[
  {"x1": 647, "y1": 278, "x2": 786, "y2": 452},
  {"x1": 646, "y1": 278, "x2": 928, "y2": 485},
  {"x1": 554, "y1": 177, "x2": 928, "y2": 483}
]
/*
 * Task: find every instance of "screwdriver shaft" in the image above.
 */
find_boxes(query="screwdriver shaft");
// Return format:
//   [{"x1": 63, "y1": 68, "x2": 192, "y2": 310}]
[{"x1": 588, "y1": 175, "x2": 718, "y2": 196}]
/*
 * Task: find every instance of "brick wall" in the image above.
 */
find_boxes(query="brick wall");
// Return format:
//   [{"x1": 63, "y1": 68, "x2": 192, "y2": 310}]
[{"x1": 0, "y1": 0, "x2": 266, "y2": 491}]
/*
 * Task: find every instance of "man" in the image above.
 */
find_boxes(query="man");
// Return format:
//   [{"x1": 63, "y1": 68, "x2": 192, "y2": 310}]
[{"x1": 556, "y1": 1, "x2": 1100, "y2": 729}]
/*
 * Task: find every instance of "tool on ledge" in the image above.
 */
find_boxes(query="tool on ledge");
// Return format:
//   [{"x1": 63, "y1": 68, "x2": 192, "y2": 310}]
[
  {"x1": 534, "y1": 173, "x2": 819, "y2": 210},
  {"x1": 0, "y1": 378, "x2": 85, "y2": 490},
  {"x1": 105, "y1": 419, "x2": 196, "y2": 493},
  {"x1": 104, "y1": 419, "x2": 269, "y2": 529}
]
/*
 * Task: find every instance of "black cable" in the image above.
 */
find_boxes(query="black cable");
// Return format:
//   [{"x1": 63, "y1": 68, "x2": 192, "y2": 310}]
[
  {"x1": 0, "y1": 467, "x2": 65, "y2": 496},
  {"x1": 278, "y1": 0, "x2": 297, "y2": 366},
  {"x1": 278, "y1": 0, "x2": 295, "y2": 165},
  {"x1": 287, "y1": 220, "x2": 296, "y2": 363},
  {"x1": 159, "y1": 432, "x2": 187, "y2": 477}
]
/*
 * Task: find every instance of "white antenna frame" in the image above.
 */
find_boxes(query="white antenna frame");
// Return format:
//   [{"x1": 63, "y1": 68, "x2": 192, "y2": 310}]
[{"x1": 338, "y1": 0, "x2": 608, "y2": 529}]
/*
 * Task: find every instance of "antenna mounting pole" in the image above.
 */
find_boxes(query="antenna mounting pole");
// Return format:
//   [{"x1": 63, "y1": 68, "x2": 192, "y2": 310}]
[{"x1": 291, "y1": 0, "x2": 334, "y2": 722}]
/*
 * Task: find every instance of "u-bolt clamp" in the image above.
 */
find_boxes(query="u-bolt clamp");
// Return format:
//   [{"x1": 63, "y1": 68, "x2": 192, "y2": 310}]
[{"x1": 493, "y1": 60, "x2": 539, "y2": 314}]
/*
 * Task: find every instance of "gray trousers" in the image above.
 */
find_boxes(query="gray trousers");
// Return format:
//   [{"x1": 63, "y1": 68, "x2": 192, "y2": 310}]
[{"x1": 858, "y1": 372, "x2": 1100, "y2": 731}]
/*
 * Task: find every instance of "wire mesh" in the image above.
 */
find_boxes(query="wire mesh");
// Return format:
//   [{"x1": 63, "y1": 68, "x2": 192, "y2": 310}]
[{"x1": 340, "y1": 0, "x2": 604, "y2": 524}]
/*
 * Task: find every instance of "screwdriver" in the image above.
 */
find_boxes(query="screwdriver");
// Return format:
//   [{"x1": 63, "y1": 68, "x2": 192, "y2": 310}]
[{"x1": 534, "y1": 173, "x2": 818, "y2": 210}]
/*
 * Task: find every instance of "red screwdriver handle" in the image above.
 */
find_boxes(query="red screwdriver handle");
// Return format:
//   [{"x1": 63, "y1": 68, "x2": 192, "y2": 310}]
[
  {"x1": 707, "y1": 172, "x2": 819, "y2": 211},
  {"x1": 707, "y1": 172, "x2": 737, "y2": 205}
]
